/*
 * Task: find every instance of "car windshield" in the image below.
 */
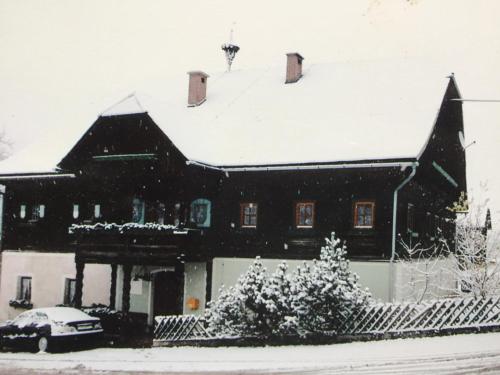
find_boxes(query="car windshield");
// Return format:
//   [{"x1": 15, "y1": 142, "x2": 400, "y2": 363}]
[
  {"x1": 41, "y1": 308, "x2": 93, "y2": 323},
  {"x1": 11, "y1": 311, "x2": 49, "y2": 327}
]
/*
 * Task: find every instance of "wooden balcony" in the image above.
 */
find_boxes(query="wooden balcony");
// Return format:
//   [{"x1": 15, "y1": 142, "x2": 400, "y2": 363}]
[{"x1": 70, "y1": 223, "x2": 203, "y2": 265}]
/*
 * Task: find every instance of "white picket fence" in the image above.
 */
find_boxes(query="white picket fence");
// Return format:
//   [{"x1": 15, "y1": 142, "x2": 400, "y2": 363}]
[{"x1": 154, "y1": 296, "x2": 500, "y2": 343}]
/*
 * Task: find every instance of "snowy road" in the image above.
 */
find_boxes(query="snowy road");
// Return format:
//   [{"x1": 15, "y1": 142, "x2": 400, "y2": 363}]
[{"x1": 1, "y1": 332, "x2": 500, "y2": 374}]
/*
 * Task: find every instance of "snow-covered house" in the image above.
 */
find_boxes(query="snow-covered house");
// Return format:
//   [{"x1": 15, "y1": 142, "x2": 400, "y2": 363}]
[{"x1": 0, "y1": 54, "x2": 466, "y2": 322}]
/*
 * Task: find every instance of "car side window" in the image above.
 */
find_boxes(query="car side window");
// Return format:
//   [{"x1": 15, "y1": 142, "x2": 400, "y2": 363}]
[{"x1": 33, "y1": 312, "x2": 48, "y2": 322}]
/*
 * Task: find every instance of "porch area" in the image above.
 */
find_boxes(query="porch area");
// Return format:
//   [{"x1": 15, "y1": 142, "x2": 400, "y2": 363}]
[{"x1": 70, "y1": 223, "x2": 209, "y2": 325}]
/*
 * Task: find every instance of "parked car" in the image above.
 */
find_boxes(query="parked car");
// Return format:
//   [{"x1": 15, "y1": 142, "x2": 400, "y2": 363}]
[{"x1": 0, "y1": 307, "x2": 103, "y2": 352}]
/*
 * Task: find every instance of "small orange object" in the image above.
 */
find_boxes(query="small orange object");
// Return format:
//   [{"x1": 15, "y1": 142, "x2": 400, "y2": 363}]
[{"x1": 186, "y1": 297, "x2": 200, "y2": 310}]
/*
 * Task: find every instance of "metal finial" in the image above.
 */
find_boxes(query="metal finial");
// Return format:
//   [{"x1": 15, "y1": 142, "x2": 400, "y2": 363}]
[{"x1": 221, "y1": 23, "x2": 239, "y2": 72}]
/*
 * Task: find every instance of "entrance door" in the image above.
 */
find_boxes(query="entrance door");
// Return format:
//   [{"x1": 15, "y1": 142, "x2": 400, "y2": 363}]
[{"x1": 153, "y1": 269, "x2": 183, "y2": 316}]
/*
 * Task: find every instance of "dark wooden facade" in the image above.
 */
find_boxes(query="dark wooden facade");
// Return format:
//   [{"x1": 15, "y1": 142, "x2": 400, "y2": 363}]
[{"x1": 0, "y1": 77, "x2": 466, "y2": 309}]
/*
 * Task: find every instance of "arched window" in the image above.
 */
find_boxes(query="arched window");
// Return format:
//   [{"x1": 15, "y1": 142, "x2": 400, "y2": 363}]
[{"x1": 190, "y1": 199, "x2": 211, "y2": 228}]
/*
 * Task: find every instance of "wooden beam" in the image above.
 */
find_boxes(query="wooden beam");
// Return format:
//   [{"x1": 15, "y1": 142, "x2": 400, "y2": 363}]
[
  {"x1": 122, "y1": 264, "x2": 132, "y2": 313},
  {"x1": 74, "y1": 260, "x2": 85, "y2": 308},
  {"x1": 109, "y1": 264, "x2": 117, "y2": 309}
]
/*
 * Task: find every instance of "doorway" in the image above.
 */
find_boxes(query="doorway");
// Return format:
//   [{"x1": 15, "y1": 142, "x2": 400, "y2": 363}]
[{"x1": 153, "y1": 268, "x2": 184, "y2": 316}]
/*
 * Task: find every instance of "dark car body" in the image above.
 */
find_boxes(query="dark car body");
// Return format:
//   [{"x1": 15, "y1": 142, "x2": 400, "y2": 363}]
[{"x1": 0, "y1": 307, "x2": 103, "y2": 352}]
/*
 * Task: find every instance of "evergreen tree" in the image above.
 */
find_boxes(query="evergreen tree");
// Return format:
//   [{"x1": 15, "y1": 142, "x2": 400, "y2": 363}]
[
  {"x1": 206, "y1": 233, "x2": 371, "y2": 337},
  {"x1": 290, "y1": 233, "x2": 370, "y2": 334}
]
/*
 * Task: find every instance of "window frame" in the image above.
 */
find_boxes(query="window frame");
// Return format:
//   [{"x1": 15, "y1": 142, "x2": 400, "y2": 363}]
[
  {"x1": 17, "y1": 276, "x2": 32, "y2": 302},
  {"x1": 29, "y1": 204, "x2": 45, "y2": 222},
  {"x1": 131, "y1": 198, "x2": 145, "y2": 224},
  {"x1": 63, "y1": 278, "x2": 76, "y2": 306},
  {"x1": 190, "y1": 198, "x2": 211, "y2": 228},
  {"x1": 19, "y1": 204, "x2": 27, "y2": 219},
  {"x1": 353, "y1": 201, "x2": 375, "y2": 229},
  {"x1": 295, "y1": 201, "x2": 315, "y2": 229},
  {"x1": 240, "y1": 202, "x2": 258, "y2": 228}
]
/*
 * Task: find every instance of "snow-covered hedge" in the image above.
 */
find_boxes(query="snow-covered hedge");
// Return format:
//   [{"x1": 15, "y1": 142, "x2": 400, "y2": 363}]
[
  {"x1": 68, "y1": 222, "x2": 181, "y2": 234},
  {"x1": 205, "y1": 233, "x2": 371, "y2": 338}
]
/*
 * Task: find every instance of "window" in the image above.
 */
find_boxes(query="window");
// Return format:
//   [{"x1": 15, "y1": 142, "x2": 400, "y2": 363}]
[
  {"x1": 19, "y1": 204, "x2": 26, "y2": 219},
  {"x1": 17, "y1": 276, "x2": 32, "y2": 301},
  {"x1": 31, "y1": 204, "x2": 45, "y2": 221},
  {"x1": 63, "y1": 278, "x2": 76, "y2": 305},
  {"x1": 240, "y1": 203, "x2": 258, "y2": 228},
  {"x1": 156, "y1": 202, "x2": 166, "y2": 225},
  {"x1": 407, "y1": 203, "x2": 415, "y2": 233},
  {"x1": 354, "y1": 201, "x2": 375, "y2": 228},
  {"x1": 295, "y1": 202, "x2": 315, "y2": 228},
  {"x1": 190, "y1": 199, "x2": 211, "y2": 228},
  {"x1": 94, "y1": 204, "x2": 101, "y2": 219},
  {"x1": 132, "y1": 198, "x2": 145, "y2": 224}
]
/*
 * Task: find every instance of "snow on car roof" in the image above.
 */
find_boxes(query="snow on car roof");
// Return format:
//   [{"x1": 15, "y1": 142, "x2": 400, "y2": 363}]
[
  {"x1": 0, "y1": 58, "x2": 452, "y2": 173},
  {"x1": 32, "y1": 307, "x2": 97, "y2": 323}
]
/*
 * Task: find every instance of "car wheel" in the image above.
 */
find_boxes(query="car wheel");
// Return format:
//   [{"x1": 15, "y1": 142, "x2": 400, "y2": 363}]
[{"x1": 37, "y1": 336, "x2": 49, "y2": 353}]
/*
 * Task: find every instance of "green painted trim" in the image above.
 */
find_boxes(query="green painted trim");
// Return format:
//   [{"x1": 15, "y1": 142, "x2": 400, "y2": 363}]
[
  {"x1": 93, "y1": 153, "x2": 158, "y2": 162},
  {"x1": 432, "y1": 161, "x2": 458, "y2": 188}
]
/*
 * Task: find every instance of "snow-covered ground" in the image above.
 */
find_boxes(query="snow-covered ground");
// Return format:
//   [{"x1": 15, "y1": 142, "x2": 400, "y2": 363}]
[{"x1": 1, "y1": 333, "x2": 500, "y2": 374}]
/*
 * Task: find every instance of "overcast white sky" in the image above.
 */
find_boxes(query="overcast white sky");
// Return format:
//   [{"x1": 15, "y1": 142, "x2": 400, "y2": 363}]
[{"x1": 0, "y1": 0, "x2": 499, "y2": 223}]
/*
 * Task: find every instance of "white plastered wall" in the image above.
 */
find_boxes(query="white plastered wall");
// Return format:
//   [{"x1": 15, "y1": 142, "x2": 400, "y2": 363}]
[
  {"x1": 0, "y1": 251, "x2": 111, "y2": 320},
  {"x1": 211, "y1": 257, "x2": 392, "y2": 303},
  {"x1": 183, "y1": 262, "x2": 207, "y2": 316}
]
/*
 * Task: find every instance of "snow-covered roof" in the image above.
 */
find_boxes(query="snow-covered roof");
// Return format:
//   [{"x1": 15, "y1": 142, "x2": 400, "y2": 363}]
[{"x1": 0, "y1": 59, "x2": 452, "y2": 174}]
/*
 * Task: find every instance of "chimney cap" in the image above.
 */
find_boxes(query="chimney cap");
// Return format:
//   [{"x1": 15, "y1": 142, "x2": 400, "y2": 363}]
[
  {"x1": 286, "y1": 52, "x2": 304, "y2": 61},
  {"x1": 187, "y1": 71, "x2": 210, "y2": 78}
]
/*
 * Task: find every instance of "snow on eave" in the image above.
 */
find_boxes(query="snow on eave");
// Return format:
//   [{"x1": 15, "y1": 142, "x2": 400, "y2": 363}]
[
  {"x1": 100, "y1": 93, "x2": 147, "y2": 117},
  {"x1": 416, "y1": 74, "x2": 460, "y2": 161},
  {"x1": 187, "y1": 157, "x2": 418, "y2": 173},
  {"x1": 0, "y1": 172, "x2": 75, "y2": 180}
]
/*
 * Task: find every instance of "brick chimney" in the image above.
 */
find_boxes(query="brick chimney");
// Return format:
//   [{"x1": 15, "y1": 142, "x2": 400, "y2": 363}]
[
  {"x1": 187, "y1": 71, "x2": 209, "y2": 107},
  {"x1": 285, "y1": 53, "x2": 304, "y2": 84}
]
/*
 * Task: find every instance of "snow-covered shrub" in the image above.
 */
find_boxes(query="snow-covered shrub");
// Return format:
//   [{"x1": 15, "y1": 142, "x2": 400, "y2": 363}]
[
  {"x1": 206, "y1": 233, "x2": 370, "y2": 338},
  {"x1": 289, "y1": 233, "x2": 371, "y2": 334},
  {"x1": 205, "y1": 257, "x2": 291, "y2": 337}
]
